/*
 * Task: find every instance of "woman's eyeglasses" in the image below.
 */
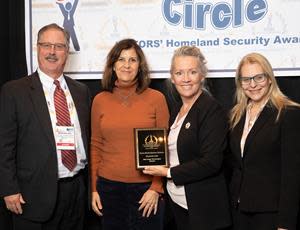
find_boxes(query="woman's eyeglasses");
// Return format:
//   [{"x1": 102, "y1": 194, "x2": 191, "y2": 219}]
[{"x1": 239, "y1": 73, "x2": 267, "y2": 85}]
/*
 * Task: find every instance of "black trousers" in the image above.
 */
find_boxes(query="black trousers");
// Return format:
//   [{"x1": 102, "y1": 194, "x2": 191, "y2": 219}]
[
  {"x1": 232, "y1": 207, "x2": 278, "y2": 230},
  {"x1": 168, "y1": 196, "x2": 232, "y2": 230},
  {"x1": 168, "y1": 196, "x2": 190, "y2": 230},
  {"x1": 0, "y1": 199, "x2": 12, "y2": 230},
  {"x1": 12, "y1": 173, "x2": 86, "y2": 230},
  {"x1": 96, "y1": 177, "x2": 164, "y2": 230}
]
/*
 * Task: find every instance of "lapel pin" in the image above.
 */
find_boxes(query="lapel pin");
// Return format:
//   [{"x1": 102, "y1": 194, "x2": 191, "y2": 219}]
[{"x1": 185, "y1": 122, "x2": 191, "y2": 129}]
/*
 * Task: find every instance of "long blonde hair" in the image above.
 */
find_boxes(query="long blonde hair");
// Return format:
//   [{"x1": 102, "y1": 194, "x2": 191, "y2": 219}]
[{"x1": 230, "y1": 52, "x2": 300, "y2": 129}]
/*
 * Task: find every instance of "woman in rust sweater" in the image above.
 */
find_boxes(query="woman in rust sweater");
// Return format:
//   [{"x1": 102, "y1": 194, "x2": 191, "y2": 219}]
[{"x1": 90, "y1": 39, "x2": 169, "y2": 230}]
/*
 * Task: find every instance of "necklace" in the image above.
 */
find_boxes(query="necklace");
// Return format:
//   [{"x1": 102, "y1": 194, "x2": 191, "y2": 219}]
[
  {"x1": 116, "y1": 90, "x2": 135, "y2": 106},
  {"x1": 178, "y1": 105, "x2": 191, "y2": 120},
  {"x1": 246, "y1": 102, "x2": 265, "y2": 132},
  {"x1": 178, "y1": 93, "x2": 200, "y2": 120},
  {"x1": 241, "y1": 103, "x2": 264, "y2": 157}
]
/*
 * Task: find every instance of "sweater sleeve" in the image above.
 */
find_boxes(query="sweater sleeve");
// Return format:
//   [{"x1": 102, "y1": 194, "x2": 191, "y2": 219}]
[
  {"x1": 149, "y1": 91, "x2": 170, "y2": 193},
  {"x1": 90, "y1": 94, "x2": 103, "y2": 192},
  {"x1": 155, "y1": 92, "x2": 170, "y2": 129}
]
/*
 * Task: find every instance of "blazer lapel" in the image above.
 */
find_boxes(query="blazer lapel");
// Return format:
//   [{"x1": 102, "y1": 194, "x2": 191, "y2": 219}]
[
  {"x1": 242, "y1": 106, "x2": 275, "y2": 157},
  {"x1": 28, "y1": 73, "x2": 56, "y2": 150},
  {"x1": 231, "y1": 114, "x2": 245, "y2": 162}
]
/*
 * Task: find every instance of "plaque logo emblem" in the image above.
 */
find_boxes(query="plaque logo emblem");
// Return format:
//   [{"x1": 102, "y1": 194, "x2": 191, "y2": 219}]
[{"x1": 143, "y1": 135, "x2": 160, "y2": 149}]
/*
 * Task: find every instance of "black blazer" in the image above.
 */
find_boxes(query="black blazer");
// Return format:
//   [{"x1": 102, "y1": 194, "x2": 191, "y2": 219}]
[
  {"x1": 228, "y1": 105, "x2": 300, "y2": 229},
  {"x1": 0, "y1": 72, "x2": 91, "y2": 221},
  {"x1": 169, "y1": 92, "x2": 231, "y2": 230}
]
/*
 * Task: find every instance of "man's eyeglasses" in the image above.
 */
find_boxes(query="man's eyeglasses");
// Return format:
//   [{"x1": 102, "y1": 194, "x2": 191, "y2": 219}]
[
  {"x1": 38, "y1": 42, "x2": 67, "y2": 51},
  {"x1": 239, "y1": 73, "x2": 267, "y2": 85}
]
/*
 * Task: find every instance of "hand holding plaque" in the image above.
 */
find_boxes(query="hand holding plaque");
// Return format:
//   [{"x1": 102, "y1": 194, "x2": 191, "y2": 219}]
[{"x1": 134, "y1": 128, "x2": 168, "y2": 169}]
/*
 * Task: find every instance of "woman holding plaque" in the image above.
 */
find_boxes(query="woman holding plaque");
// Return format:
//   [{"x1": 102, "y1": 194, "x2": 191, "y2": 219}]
[
  {"x1": 90, "y1": 38, "x2": 169, "y2": 230},
  {"x1": 225, "y1": 53, "x2": 300, "y2": 230},
  {"x1": 143, "y1": 46, "x2": 232, "y2": 230}
]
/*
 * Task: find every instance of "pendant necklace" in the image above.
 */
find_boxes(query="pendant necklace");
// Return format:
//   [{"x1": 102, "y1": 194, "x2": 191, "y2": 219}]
[{"x1": 117, "y1": 90, "x2": 135, "y2": 106}]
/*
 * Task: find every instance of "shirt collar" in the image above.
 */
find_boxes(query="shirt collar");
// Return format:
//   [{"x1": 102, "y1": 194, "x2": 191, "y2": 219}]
[{"x1": 38, "y1": 68, "x2": 65, "y2": 90}]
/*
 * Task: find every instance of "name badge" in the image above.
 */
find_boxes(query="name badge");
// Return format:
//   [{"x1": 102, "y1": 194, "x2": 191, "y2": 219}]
[{"x1": 55, "y1": 126, "x2": 75, "y2": 150}]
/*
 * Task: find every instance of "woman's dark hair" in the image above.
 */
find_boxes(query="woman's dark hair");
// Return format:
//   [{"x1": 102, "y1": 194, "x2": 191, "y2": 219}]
[{"x1": 102, "y1": 38, "x2": 150, "y2": 93}]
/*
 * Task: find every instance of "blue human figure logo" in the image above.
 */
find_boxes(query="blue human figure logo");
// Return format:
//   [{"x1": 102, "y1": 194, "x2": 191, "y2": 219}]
[{"x1": 57, "y1": 0, "x2": 80, "y2": 51}]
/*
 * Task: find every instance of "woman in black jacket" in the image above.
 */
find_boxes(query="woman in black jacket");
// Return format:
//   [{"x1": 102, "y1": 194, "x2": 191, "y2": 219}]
[
  {"x1": 143, "y1": 45, "x2": 232, "y2": 230},
  {"x1": 227, "y1": 52, "x2": 300, "y2": 230}
]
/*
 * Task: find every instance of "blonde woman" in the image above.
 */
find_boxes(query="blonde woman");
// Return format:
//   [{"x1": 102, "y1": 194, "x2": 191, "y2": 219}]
[
  {"x1": 143, "y1": 46, "x2": 232, "y2": 230},
  {"x1": 227, "y1": 52, "x2": 300, "y2": 230}
]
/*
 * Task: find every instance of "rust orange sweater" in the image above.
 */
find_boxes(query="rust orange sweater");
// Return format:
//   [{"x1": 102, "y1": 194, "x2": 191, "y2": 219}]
[{"x1": 90, "y1": 84, "x2": 169, "y2": 193}]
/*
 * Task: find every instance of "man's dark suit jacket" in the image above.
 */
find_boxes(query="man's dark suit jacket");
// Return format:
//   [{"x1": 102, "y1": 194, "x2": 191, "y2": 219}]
[
  {"x1": 228, "y1": 105, "x2": 300, "y2": 229},
  {"x1": 0, "y1": 72, "x2": 91, "y2": 222},
  {"x1": 169, "y1": 91, "x2": 231, "y2": 230}
]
